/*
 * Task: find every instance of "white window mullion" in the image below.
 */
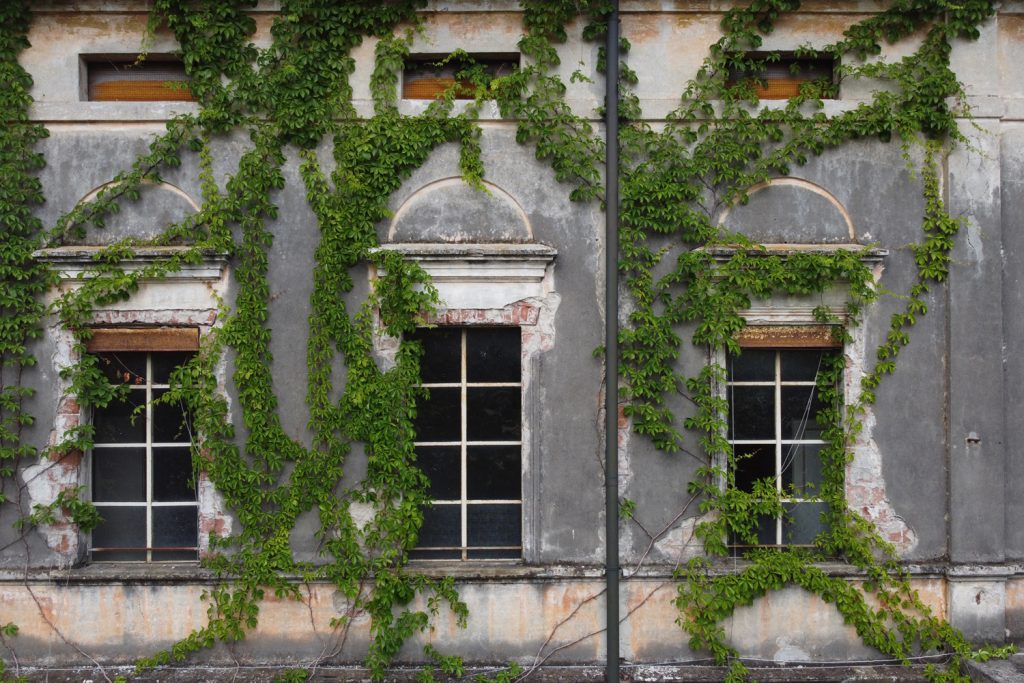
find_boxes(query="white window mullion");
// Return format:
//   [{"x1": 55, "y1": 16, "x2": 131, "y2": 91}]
[
  {"x1": 774, "y1": 351, "x2": 783, "y2": 545},
  {"x1": 460, "y1": 330, "x2": 469, "y2": 561},
  {"x1": 145, "y1": 353, "x2": 154, "y2": 562}
]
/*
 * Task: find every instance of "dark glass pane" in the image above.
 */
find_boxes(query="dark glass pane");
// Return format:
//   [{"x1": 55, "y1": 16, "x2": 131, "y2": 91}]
[
  {"x1": 781, "y1": 444, "x2": 823, "y2": 497},
  {"x1": 96, "y1": 352, "x2": 147, "y2": 385},
  {"x1": 468, "y1": 547, "x2": 520, "y2": 559},
  {"x1": 781, "y1": 350, "x2": 828, "y2": 381},
  {"x1": 467, "y1": 446, "x2": 520, "y2": 499},
  {"x1": 153, "y1": 505, "x2": 198, "y2": 548},
  {"x1": 756, "y1": 514, "x2": 779, "y2": 545},
  {"x1": 728, "y1": 386, "x2": 774, "y2": 440},
  {"x1": 416, "y1": 504, "x2": 461, "y2": 548},
  {"x1": 152, "y1": 389, "x2": 191, "y2": 442},
  {"x1": 467, "y1": 503, "x2": 520, "y2": 549},
  {"x1": 412, "y1": 328, "x2": 461, "y2": 383},
  {"x1": 414, "y1": 388, "x2": 460, "y2": 441},
  {"x1": 92, "y1": 548, "x2": 147, "y2": 562},
  {"x1": 408, "y1": 547, "x2": 461, "y2": 560},
  {"x1": 152, "y1": 352, "x2": 193, "y2": 384},
  {"x1": 729, "y1": 350, "x2": 774, "y2": 381},
  {"x1": 733, "y1": 443, "x2": 775, "y2": 493},
  {"x1": 781, "y1": 387, "x2": 826, "y2": 440},
  {"x1": 415, "y1": 446, "x2": 461, "y2": 499},
  {"x1": 151, "y1": 549, "x2": 198, "y2": 561},
  {"x1": 783, "y1": 502, "x2": 828, "y2": 544},
  {"x1": 466, "y1": 328, "x2": 520, "y2": 382},
  {"x1": 467, "y1": 387, "x2": 520, "y2": 441},
  {"x1": 92, "y1": 447, "x2": 145, "y2": 502},
  {"x1": 92, "y1": 505, "x2": 145, "y2": 549},
  {"x1": 153, "y1": 447, "x2": 196, "y2": 501},
  {"x1": 93, "y1": 392, "x2": 146, "y2": 443}
]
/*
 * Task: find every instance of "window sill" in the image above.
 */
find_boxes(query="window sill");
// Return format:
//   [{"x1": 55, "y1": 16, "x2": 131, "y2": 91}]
[
  {"x1": 1, "y1": 562, "x2": 216, "y2": 585},
  {"x1": 0, "y1": 561, "x2": 999, "y2": 585}
]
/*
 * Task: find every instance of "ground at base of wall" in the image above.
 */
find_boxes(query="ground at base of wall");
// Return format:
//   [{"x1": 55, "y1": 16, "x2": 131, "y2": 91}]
[{"x1": 6, "y1": 663, "x2": 954, "y2": 683}]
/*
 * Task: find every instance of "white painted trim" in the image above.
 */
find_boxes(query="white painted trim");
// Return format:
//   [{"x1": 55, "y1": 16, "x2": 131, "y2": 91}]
[
  {"x1": 374, "y1": 243, "x2": 556, "y2": 310},
  {"x1": 34, "y1": 246, "x2": 228, "y2": 282}
]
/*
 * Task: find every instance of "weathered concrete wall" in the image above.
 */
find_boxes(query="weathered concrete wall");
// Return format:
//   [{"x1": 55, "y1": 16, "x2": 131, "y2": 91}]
[
  {"x1": 0, "y1": 571, "x2": 949, "y2": 666},
  {"x1": 4, "y1": 0, "x2": 1024, "y2": 672}
]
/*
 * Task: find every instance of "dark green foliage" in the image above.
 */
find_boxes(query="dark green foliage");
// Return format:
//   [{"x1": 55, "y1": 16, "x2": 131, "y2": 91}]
[{"x1": 0, "y1": 0, "x2": 62, "y2": 531}]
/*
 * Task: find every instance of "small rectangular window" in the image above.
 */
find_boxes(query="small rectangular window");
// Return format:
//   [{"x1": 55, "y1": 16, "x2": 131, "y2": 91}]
[
  {"x1": 402, "y1": 53, "x2": 518, "y2": 100},
  {"x1": 410, "y1": 327, "x2": 522, "y2": 560},
  {"x1": 727, "y1": 53, "x2": 836, "y2": 100},
  {"x1": 726, "y1": 334, "x2": 840, "y2": 546},
  {"x1": 85, "y1": 55, "x2": 194, "y2": 102},
  {"x1": 88, "y1": 328, "x2": 198, "y2": 562}
]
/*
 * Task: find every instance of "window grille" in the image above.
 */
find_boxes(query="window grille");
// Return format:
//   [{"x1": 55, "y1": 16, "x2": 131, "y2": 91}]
[
  {"x1": 410, "y1": 327, "x2": 522, "y2": 560},
  {"x1": 87, "y1": 328, "x2": 198, "y2": 562},
  {"x1": 727, "y1": 339, "x2": 840, "y2": 546},
  {"x1": 85, "y1": 56, "x2": 194, "y2": 102}
]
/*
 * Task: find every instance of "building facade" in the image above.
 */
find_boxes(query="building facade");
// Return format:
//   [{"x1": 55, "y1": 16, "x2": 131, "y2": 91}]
[{"x1": 2, "y1": 0, "x2": 1023, "y2": 680}]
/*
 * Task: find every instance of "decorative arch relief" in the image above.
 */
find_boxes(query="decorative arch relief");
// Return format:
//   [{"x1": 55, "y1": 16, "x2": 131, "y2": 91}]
[
  {"x1": 388, "y1": 177, "x2": 533, "y2": 244},
  {"x1": 72, "y1": 180, "x2": 201, "y2": 244},
  {"x1": 718, "y1": 178, "x2": 856, "y2": 244}
]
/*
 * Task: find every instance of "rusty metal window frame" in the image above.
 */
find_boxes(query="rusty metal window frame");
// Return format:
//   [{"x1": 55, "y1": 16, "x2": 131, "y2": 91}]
[
  {"x1": 82, "y1": 54, "x2": 195, "y2": 102},
  {"x1": 410, "y1": 327, "x2": 523, "y2": 561},
  {"x1": 724, "y1": 326, "x2": 841, "y2": 547},
  {"x1": 87, "y1": 329, "x2": 199, "y2": 563}
]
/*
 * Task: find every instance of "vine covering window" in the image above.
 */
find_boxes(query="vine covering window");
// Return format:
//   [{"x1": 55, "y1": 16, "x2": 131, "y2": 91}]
[
  {"x1": 727, "y1": 342, "x2": 838, "y2": 546},
  {"x1": 726, "y1": 53, "x2": 837, "y2": 100},
  {"x1": 402, "y1": 54, "x2": 518, "y2": 100},
  {"x1": 410, "y1": 327, "x2": 522, "y2": 560},
  {"x1": 88, "y1": 329, "x2": 198, "y2": 562}
]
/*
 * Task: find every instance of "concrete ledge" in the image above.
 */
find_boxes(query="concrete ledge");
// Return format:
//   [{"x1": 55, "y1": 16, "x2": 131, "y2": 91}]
[
  {"x1": 8, "y1": 662, "x2": 942, "y2": 682},
  {"x1": 963, "y1": 656, "x2": 1024, "y2": 683}
]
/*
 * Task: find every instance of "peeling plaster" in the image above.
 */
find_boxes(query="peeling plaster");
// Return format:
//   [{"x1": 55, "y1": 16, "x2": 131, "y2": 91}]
[{"x1": 844, "y1": 312, "x2": 918, "y2": 555}]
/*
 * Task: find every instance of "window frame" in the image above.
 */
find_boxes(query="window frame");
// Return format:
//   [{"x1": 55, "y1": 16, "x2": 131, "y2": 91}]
[
  {"x1": 372, "y1": 242, "x2": 556, "y2": 563},
  {"x1": 81, "y1": 54, "x2": 195, "y2": 103},
  {"x1": 726, "y1": 51, "x2": 838, "y2": 100},
  {"x1": 411, "y1": 325, "x2": 524, "y2": 561},
  {"x1": 724, "y1": 336, "x2": 841, "y2": 547},
  {"x1": 699, "y1": 244, "x2": 903, "y2": 553},
  {"x1": 34, "y1": 246, "x2": 229, "y2": 565},
  {"x1": 86, "y1": 328, "x2": 200, "y2": 563}
]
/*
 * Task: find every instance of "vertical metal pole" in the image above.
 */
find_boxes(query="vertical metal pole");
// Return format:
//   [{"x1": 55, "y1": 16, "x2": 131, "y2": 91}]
[{"x1": 605, "y1": 3, "x2": 620, "y2": 683}]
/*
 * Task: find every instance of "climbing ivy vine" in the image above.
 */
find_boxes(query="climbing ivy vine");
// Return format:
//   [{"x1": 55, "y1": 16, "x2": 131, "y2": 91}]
[
  {"x1": 0, "y1": 2, "x2": 54, "y2": 676},
  {"x1": 0, "y1": 0, "x2": 1014, "y2": 682}
]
